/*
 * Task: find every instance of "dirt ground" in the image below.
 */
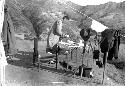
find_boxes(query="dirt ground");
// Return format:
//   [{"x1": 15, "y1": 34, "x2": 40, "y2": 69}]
[{"x1": 1, "y1": 38, "x2": 125, "y2": 86}]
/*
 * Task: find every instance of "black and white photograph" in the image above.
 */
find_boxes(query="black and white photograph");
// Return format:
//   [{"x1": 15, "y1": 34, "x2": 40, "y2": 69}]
[{"x1": 0, "y1": 0, "x2": 125, "y2": 86}]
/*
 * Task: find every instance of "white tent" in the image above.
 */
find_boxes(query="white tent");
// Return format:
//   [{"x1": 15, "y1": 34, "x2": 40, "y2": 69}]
[
  {"x1": 91, "y1": 20, "x2": 108, "y2": 32},
  {"x1": 0, "y1": 0, "x2": 7, "y2": 85}
]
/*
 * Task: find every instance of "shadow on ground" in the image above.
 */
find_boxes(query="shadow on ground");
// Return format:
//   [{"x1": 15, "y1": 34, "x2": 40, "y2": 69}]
[
  {"x1": 7, "y1": 51, "x2": 34, "y2": 68},
  {"x1": 7, "y1": 51, "x2": 77, "y2": 78},
  {"x1": 113, "y1": 62, "x2": 125, "y2": 70}
]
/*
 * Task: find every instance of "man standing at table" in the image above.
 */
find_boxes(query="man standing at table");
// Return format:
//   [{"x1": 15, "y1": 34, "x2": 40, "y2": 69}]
[{"x1": 46, "y1": 15, "x2": 69, "y2": 54}]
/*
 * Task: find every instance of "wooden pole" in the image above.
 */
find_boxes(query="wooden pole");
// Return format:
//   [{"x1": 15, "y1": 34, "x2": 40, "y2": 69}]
[
  {"x1": 102, "y1": 52, "x2": 108, "y2": 84},
  {"x1": 33, "y1": 37, "x2": 38, "y2": 65},
  {"x1": 55, "y1": 44, "x2": 60, "y2": 69},
  {"x1": 56, "y1": 51, "x2": 58, "y2": 69},
  {"x1": 71, "y1": 49, "x2": 73, "y2": 60},
  {"x1": 66, "y1": 53, "x2": 68, "y2": 69},
  {"x1": 38, "y1": 58, "x2": 40, "y2": 72},
  {"x1": 81, "y1": 41, "x2": 86, "y2": 77},
  {"x1": 80, "y1": 55, "x2": 84, "y2": 77}
]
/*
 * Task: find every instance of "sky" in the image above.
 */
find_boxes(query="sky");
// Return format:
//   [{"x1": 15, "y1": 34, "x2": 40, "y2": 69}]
[{"x1": 65, "y1": 0, "x2": 125, "y2": 6}]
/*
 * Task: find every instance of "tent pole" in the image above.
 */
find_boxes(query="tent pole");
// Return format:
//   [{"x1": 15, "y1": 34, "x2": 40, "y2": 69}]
[
  {"x1": 102, "y1": 51, "x2": 108, "y2": 84},
  {"x1": 33, "y1": 37, "x2": 38, "y2": 65},
  {"x1": 56, "y1": 51, "x2": 58, "y2": 69},
  {"x1": 81, "y1": 41, "x2": 86, "y2": 77}
]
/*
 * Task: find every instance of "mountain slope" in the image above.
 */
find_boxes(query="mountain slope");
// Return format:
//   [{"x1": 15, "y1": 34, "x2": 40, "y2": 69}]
[{"x1": 79, "y1": 1, "x2": 125, "y2": 30}]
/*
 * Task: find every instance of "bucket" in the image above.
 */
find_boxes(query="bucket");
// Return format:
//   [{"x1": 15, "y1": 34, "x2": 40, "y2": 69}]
[
  {"x1": 79, "y1": 67, "x2": 92, "y2": 78},
  {"x1": 83, "y1": 68, "x2": 92, "y2": 78}
]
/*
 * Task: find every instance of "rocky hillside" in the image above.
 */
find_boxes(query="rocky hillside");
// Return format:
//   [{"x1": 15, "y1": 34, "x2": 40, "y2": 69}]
[
  {"x1": 79, "y1": 1, "x2": 125, "y2": 30},
  {"x1": 5, "y1": 0, "x2": 125, "y2": 41}
]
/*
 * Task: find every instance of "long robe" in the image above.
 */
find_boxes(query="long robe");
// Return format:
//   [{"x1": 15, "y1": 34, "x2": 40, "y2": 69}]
[
  {"x1": 107, "y1": 30, "x2": 120, "y2": 60},
  {"x1": 100, "y1": 29, "x2": 120, "y2": 60},
  {"x1": 100, "y1": 29, "x2": 115, "y2": 53}
]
